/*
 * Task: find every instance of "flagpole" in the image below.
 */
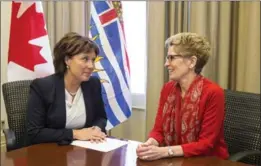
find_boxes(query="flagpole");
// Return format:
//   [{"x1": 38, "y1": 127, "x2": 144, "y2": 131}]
[{"x1": 107, "y1": 130, "x2": 112, "y2": 137}]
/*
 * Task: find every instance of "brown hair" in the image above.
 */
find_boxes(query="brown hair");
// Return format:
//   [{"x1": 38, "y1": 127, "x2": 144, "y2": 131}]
[
  {"x1": 53, "y1": 32, "x2": 99, "y2": 73},
  {"x1": 165, "y1": 32, "x2": 211, "y2": 74}
]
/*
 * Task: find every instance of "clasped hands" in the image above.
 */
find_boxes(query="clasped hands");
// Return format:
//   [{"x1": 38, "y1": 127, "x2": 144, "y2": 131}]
[
  {"x1": 136, "y1": 138, "x2": 168, "y2": 161},
  {"x1": 73, "y1": 126, "x2": 106, "y2": 143}
]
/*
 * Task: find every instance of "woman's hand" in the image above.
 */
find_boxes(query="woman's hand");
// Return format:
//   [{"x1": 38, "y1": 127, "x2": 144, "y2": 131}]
[
  {"x1": 136, "y1": 138, "x2": 160, "y2": 160},
  {"x1": 137, "y1": 138, "x2": 159, "y2": 149},
  {"x1": 89, "y1": 126, "x2": 106, "y2": 143},
  {"x1": 136, "y1": 145, "x2": 168, "y2": 161},
  {"x1": 73, "y1": 126, "x2": 106, "y2": 143}
]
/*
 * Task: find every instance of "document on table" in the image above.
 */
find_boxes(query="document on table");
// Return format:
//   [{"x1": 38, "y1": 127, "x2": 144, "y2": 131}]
[{"x1": 71, "y1": 138, "x2": 128, "y2": 152}]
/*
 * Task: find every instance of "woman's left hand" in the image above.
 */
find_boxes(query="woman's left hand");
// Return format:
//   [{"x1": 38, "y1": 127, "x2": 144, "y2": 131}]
[
  {"x1": 136, "y1": 145, "x2": 168, "y2": 161},
  {"x1": 89, "y1": 126, "x2": 106, "y2": 143}
]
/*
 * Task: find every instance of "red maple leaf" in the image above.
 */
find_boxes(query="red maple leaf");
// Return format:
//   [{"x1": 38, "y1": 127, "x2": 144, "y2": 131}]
[{"x1": 8, "y1": 2, "x2": 47, "y2": 71}]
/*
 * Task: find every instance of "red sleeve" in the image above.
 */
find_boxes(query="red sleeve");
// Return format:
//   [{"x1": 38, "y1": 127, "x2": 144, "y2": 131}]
[
  {"x1": 181, "y1": 87, "x2": 225, "y2": 157},
  {"x1": 148, "y1": 82, "x2": 173, "y2": 144}
]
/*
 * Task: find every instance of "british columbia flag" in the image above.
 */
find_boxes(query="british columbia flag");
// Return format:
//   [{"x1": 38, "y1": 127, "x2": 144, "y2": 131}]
[{"x1": 89, "y1": 1, "x2": 132, "y2": 130}]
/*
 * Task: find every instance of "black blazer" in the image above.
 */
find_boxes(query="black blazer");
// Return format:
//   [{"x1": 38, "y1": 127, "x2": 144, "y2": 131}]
[{"x1": 26, "y1": 73, "x2": 107, "y2": 146}]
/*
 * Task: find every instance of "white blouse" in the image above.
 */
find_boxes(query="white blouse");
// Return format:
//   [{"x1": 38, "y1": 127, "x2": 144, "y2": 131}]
[{"x1": 65, "y1": 88, "x2": 86, "y2": 129}]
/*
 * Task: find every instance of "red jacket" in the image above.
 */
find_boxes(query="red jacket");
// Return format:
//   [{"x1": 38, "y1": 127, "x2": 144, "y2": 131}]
[{"x1": 149, "y1": 78, "x2": 229, "y2": 159}]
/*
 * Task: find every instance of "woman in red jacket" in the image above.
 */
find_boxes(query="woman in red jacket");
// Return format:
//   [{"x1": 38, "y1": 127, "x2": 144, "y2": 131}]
[{"x1": 136, "y1": 32, "x2": 229, "y2": 161}]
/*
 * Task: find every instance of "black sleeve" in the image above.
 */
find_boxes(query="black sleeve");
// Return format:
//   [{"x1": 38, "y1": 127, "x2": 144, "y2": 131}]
[
  {"x1": 26, "y1": 79, "x2": 73, "y2": 145},
  {"x1": 92, "y1": 77, "x2": 107, "y2": 133}
]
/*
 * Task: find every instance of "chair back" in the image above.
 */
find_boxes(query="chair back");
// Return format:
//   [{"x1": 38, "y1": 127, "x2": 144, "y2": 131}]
[
  {"x1": 224, "y1": 89, "x2": 260, "y2": 165},
  {"x1": 2, "y1": 80, "x2": 32, "y2": 150}
]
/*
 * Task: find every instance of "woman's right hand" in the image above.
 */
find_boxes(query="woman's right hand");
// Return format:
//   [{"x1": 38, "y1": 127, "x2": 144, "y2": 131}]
[{"x1": 73, "y1": 127, "x2": 106, "y2": 143}]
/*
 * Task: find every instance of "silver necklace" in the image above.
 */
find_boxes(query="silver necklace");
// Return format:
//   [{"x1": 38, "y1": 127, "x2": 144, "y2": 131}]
[{"x1": 68, "y1": 91, "x2": 77, "y2": 96}]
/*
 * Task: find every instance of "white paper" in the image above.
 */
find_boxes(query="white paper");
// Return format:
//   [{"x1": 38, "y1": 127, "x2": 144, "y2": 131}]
[
  {"x1": 127, "y1": 140, "x2": 142, "y2": 147},
  {"x1": 125, "y1": 140, "x2": 142, "y2": 165},
  {"x1": 71, "y1": 138, "x2": 128, "y2": 152}
]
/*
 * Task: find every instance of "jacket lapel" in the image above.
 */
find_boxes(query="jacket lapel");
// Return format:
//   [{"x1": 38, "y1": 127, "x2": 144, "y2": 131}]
[
  {"x1": 54, "y1": 74, "x2": 67, "y2": 128},
  {"x1": 81, "y1": 81, "x2": 93, "y2": 127}
]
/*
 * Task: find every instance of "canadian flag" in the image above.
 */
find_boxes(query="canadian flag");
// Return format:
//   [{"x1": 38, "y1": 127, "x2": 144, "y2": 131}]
[{"x1": 7, "y1": 1, "x2": 54, "y2": 82}]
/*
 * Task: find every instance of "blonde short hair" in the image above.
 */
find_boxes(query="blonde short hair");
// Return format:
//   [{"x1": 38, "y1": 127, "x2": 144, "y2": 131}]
[{"x1": 165, "y1": 32, "x2": 211, "y2": 74}]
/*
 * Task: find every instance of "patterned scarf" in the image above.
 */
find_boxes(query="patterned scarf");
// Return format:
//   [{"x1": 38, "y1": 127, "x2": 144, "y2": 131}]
[{"x1": 162, "y1": 75, "x2": 204, "y2": 145}]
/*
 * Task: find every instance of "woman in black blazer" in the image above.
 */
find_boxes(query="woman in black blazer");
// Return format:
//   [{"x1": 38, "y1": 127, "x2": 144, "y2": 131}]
[{"x1": 26, "y1": 32, "x2": 107, "y2": 146}]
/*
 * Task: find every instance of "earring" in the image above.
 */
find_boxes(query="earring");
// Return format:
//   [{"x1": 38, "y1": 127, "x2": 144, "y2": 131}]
[{"x1": 66, "y1": 65, "x2": 69, "y2": 69}]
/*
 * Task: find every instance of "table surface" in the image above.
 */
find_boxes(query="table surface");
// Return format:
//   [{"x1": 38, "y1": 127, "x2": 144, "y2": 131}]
[{"x1": 1, "y1": 141, "x2": 252, "y2": 166}]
